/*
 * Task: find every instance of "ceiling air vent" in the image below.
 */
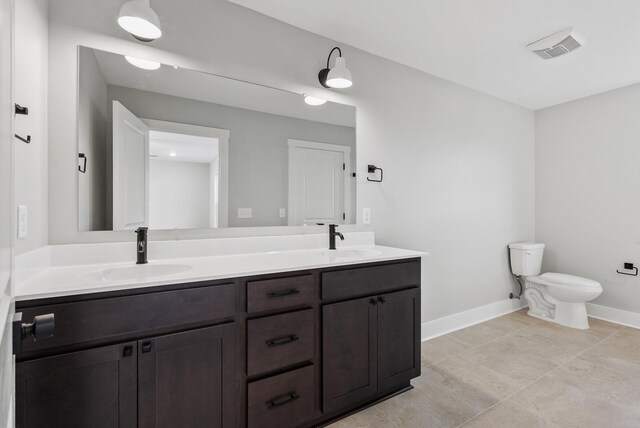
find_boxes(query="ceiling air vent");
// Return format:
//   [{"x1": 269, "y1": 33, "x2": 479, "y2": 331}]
[{"x1": 527, "y1": 27, "x2": 585, "y2": 60}]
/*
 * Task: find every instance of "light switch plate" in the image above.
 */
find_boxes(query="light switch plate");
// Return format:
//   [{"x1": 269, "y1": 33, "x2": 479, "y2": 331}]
[
  {"x1": 279, "y1": 208, "x2": 286, "y2": 218},
  {"x1": 362, "y1": 208, "x2": 371, "y2": 225},
  {"x1": 237, "y1": 208, "x2": 252, "y2": 219},
  {"x1": 17, "y1": 205, "x2": 27, "y2": 239}
]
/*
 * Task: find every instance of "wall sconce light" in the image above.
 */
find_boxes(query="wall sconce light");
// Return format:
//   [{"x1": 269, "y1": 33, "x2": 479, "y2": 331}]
[
  {"x1": 118, "y1": 0, "x2": 162, "y2": 42},
  {"x1": 303, "y1": 95, "x2": 327, "y2": 106},
  {"x1": 318, "y1": 47, "x2": 353, "y2": 89}
]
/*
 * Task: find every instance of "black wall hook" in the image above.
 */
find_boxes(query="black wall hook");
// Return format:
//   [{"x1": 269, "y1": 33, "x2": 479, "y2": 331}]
[
  {"x1": 367, "y1": 165, "x2": 383, "y2": 182},
  {"x1": 78, "y1": 153, "x2": 87, "y2": 173},
  {"x1": 14, "y1": 104, "x2": 28, "y2": 115},
  {"x1": 14, "y1": 134, "x2": 30, "y2": 144}
]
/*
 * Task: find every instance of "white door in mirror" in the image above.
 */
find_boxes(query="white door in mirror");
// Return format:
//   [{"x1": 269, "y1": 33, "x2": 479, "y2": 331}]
[{"x1": 112, "y1": 101, "x2": 150, "y2": 230}]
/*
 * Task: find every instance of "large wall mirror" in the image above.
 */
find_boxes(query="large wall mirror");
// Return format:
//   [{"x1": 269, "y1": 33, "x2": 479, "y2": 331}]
[{"x1": 77, "y1": 46, "x2": 356, "y2": 232}]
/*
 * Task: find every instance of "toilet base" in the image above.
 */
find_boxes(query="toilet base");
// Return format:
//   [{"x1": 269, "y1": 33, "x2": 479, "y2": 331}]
[{"x1": 524, "y1": 282, "x2": 591, "y2": 330}]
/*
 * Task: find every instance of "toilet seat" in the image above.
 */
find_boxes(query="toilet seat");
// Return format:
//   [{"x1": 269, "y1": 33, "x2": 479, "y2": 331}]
[{"x1": 528, "y1": 272, "x2": 602, "y2": 295}]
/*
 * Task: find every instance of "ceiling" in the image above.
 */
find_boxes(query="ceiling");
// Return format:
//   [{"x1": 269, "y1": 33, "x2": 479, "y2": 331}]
[
  {"x1": 149, "y1": 131, "x2": 218, "y2": 163},
  {"x1": 229, "y1": 0, "x2": 640, "y2": 109}
]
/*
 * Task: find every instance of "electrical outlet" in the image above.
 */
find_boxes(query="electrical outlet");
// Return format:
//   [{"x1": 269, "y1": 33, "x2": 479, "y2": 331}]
[
  {"x1": 237, "y1": 208, "x2": 252, "y2": 219},
  {"x1": 17, "y1": 205, "x2": 27, "y2": 239},
  {"x1": 279, "y1": 208, "x2": 286, "y2": 218},
  {"x1": 362, "y1": 208, "x2": 371, "y2": 224}
]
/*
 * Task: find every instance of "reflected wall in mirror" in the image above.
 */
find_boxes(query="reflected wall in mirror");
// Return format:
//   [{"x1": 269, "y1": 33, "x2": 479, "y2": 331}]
[{"x1": 77, "y1": 46, "x2": 356, "y2": 232}]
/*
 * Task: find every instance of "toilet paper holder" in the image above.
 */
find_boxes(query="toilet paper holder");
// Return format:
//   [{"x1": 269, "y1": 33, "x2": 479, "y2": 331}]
[{"x1": 616, "y1": 262, "x2": 638, "y2": 276}]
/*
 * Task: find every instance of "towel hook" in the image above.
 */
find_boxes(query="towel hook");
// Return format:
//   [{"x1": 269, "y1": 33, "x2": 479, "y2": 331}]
[{"x1": 78, "y1": 153, "x2": 87, "y2": 173}]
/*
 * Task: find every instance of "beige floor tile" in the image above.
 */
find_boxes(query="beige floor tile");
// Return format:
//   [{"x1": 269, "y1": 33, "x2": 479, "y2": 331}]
[
  {"x1": 594, "y1": 327, "x2": 640, "y2": 363},
  {"x1": 327, "y1": 405, "x2": 397, "y2": 428},
  {"x1": 451, "y1": 323, "x2": 509, "y2": 347},
  {"x1": 420, "y1": 356, "x2": 521, "y2": 412},
  {"x1": 511, "y1": 375, "x2": 640, "y2": 428},
  {"x1": 421, "y1": 334, "x2": 473, "y2": 367},
  {"x1": 584, "y1": 317, "x2": 625, "y2": 338},
  {"x1": 461, "y1": 400, "x2": 558, "y2": 428},
  {"x1": 376, "y1": 384, "x2": 479, "y2": 428},
  {"x1": 459, "y1": 335, "x2": 558, "y2": 388},
  {"x1": 508, "y1": 325, "x2": 598, "y2": 365},
  {"x1": 481, "y1": 314, "x2": 531, "y2": 334}
]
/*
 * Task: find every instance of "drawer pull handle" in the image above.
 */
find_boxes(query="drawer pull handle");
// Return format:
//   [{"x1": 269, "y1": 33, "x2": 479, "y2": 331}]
[
  {"x1": 267, "y1": 289, "x2": 300, "y2": 298},
  {"x1": 266, "y1": 334, "x2": 299, "y2": 347},
  {"x1": 266, "y1": 391, "x2": 300, "y2": 409}
]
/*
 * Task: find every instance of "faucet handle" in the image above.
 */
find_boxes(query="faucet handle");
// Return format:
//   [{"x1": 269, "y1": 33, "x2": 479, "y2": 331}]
[{"x1": 135, "y1": 227, "x2": 148, "y2": 235}]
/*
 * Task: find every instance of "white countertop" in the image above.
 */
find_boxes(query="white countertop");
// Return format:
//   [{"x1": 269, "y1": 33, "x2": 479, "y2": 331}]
[{"x1": 16, "y1": 245, "x2": 424, "y2": 301}]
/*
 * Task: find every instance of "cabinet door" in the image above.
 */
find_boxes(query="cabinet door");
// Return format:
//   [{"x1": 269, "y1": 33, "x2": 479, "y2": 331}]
[
  {"x1": 377, "y1": 288, "x2": 421, "y2": 392},
  {"x1": 138, "y1": 324, "x2": 237, "y2": 428},
  {"x1": 322, "y1": 296, "x2": 377, "y2": 413},
  {"x1": 15, "y1": 342, "x2": 137, "y2": 428}
]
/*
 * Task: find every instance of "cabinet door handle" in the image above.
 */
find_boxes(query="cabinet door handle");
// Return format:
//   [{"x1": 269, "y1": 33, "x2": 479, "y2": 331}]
[
  {"x1": 266, "y1": 391, "x2": 300, "y2": 409},
  {"x1": 265, "y1": 334, "x2": 299, "y2": 347},
  {"x1": 370, "y1": 297, "x2": 377, "y2": 305},
  {"x1": 122, "y1": 345, "x2": 133, "y2": 358},
  {"x1": 13, "y1": 312, "x2": 55, "y2": 354},
  {"x1": 141, "y1": 342, "x2": 152, "y2": 353},
  {"x1": 267, "y1": 288, "x2": 300, "y2": 298},
  {"x1": 377, "y1": 296, "x2": 386, "y2": 304}
]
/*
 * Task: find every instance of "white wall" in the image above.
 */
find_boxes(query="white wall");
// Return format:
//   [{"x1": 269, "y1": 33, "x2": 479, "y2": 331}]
[
  {"x1": 14, "y1": 0, "x2": 48, "y2": 255},
  {"x1": 46, "y1": 0, "x2": 535, "y2": 323},
  {"x1": 536, "y1": 83, "x2": 640, "y2": 315},
  {"x1": 78, "y1": 47, "x2": 108, "y2": 231},
  {"x1": 149, "y1": 159, "x2": 210, "y2": 230}
]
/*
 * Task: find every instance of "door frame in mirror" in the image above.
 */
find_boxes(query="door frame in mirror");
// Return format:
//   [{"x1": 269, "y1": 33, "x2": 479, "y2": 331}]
[{"x1": 141, "y1": 119, "x2": 230, "y2": 228}]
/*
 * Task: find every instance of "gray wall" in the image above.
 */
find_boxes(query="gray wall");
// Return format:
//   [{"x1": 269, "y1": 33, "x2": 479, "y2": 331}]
[
  {"x1": 78, "y1": 48, "x2": 109, "y2": 231},
  {"x1": 107, "y1": 85, "x2": 356, "y2": 227},
  {"x1": 48, "y1": 0, "x2": 535, "y2": 324},
  {"x1": 536, "y1": 82, "x2": 640, "y2": 316}
]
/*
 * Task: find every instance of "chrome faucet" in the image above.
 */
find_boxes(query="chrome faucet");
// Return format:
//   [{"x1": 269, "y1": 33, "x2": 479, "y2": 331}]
[
  {"x1": 329, "y1": 224, "x2": 344, "y2": 250},
  {"x1": 135, "y1": 227, "x2": 148, "y2": 264}
]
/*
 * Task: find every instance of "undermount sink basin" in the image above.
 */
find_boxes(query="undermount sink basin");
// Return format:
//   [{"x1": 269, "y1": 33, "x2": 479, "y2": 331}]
[
  {"x1": 86, "y1": 263, "x2": 193, "y2": 282},
  {"x1": 323, "y1": 248, "x2": 382, "y2": 259}
]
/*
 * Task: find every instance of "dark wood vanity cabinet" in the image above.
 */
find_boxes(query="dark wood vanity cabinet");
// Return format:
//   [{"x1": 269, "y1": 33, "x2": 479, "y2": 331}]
[
  {"x1": 322, "y1": 287, "x2": 421, "y2": 413},
  {"x1": 15, "y1": 258, "x2": 421, "y2": 428}
]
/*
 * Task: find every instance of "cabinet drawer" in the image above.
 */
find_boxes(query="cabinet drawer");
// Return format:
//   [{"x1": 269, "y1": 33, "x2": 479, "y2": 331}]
[
  {"x1": 322, "y1": 260, "x2": 420, "y2": 301},
  {"x1": 247, "y1": 274, "x2": 314, "y2": 313},
  {"x1": 247, "y1": 309, "x2": 314, "y2": 377},
  {"x1": 248, "y1": 365, "x2": 315, "y2": 428},
  {"x1": 18, "y1": 283, "x2": 236, "y2": 355}
]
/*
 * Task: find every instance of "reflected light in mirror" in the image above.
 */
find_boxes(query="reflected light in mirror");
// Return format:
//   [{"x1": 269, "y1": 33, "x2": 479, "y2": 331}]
[
  {"x1": 118, "y1": 0, "x2": 162, "y2": 42},
  {"x1": 304, "y1": 95, "x2": 327, "y2": 106},
  {"x1": 125, "y1": 55, "x2": 161, "y2": 70}
]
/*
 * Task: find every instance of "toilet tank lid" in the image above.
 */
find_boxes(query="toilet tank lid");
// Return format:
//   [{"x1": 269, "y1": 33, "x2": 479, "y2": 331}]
[{"x1": 509, "y1": 242, "x2": 545, "y2": 250}]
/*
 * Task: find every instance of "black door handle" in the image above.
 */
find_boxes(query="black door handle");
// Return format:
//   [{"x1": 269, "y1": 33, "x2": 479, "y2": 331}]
[
  {"x1": 267, "y1": 289, "x2": 300, "y2": 298},
  {"x1": 377, "y1": 296, "x2": 386, "y2": 304},
  {"x1": 141, "y1": 342, "x2": 152, "y2": 353},
  {"x1": 265, "y1": 334, "x2": 299, "y2": 347},
  {"x1": 122, "y1": 345, "x2": 133, "y2": 358},
  {"x1": 266, "y1": 392, "x2": 299, "y2": 409},
  {"x1": 13, "y1": 312, "x2": 55, "y2": 354},
  {"x1": 370, "y1": 297, "x2": 377, "y2": 305}
]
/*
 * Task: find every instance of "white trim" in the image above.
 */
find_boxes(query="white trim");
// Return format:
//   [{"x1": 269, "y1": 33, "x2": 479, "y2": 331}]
[
  {"x1": 586, "y1": 303, "x2": 640, "y2": 329},
  {"x1": 421, "y1": 298, "x2": 528, "y2": 341},
  {"x1": 142, "y1": 119, "x2": 230, "y2": 228},
  {"x1": 287, "y1": 139, "x2": 352, "y2": 226}
]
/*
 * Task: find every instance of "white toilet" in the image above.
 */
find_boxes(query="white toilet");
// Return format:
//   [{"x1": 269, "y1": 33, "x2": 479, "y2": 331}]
[{"x1": 509, "y1": 242, "x2": 603, "y2": 329}]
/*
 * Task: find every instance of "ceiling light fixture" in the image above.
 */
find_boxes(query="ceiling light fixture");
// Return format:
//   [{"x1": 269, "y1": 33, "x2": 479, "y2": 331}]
[
  {"x1": 303, "y1": 95, "x2": 327, "y2": 106},
  {"x1": 318, "y1": 47, "x2": 353, "y2": 89},
  {"x1": 125, "y1": 55, "x2": 161, "y2": 70},
  {"x1": 169, "y1": 151, "x2": 177, "y2": 157},
  {"x1": 118, "y1": 0, "x2": 162, "y2": 42}
]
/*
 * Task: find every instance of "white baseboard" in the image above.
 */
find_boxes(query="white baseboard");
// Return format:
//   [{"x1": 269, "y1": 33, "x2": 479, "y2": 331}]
[
  {"x1": 587, "y1": 303, "x2": 640, "y2": 329},
  {"x1": 421, "y1": 298, "x2": 528, "y2": 341}
]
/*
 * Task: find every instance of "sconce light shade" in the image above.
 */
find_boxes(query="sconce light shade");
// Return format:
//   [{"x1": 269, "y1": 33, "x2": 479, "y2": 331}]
[
  {"x1": 118, "y1": 0, "x2": 162, "y2": 42},
  {"x1": 319, "y1": 47, "x2": 353, "y2": 89},
  {"x1": 326, "y1": 57, "x2": 352, "y2": 88},
  {"x1": 303, "y1": 95, "x2": 327, "y2": 106},
  {"x1": 125, "y1": 55, "x2": 161, "y2": 70}
]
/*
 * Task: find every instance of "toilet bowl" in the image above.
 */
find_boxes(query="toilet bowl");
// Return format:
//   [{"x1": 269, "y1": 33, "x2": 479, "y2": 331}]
[{"x1": 509, "y1": 243, "x2": 603, "y2": 330}]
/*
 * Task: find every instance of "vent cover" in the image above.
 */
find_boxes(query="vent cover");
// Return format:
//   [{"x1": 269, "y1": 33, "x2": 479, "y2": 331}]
[{"x1": 528, "y1": 27, "x2": 585, "y2": 60}]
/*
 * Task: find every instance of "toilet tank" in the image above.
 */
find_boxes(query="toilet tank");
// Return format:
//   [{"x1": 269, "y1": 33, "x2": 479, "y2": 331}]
[{"x1": 509, "y1": 242, "x2": 545, "y2": 276}]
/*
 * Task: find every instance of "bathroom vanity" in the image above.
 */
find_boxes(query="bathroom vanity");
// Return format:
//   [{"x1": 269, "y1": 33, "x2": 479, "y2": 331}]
[{"x1": 14, "y1": 247, "x2": 422, "y2": 428}]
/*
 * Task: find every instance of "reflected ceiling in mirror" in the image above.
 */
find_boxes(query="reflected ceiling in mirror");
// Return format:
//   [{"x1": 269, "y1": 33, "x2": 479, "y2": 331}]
[{"x1": 77, "y1": 46, "x2": 356, "y2": 232}]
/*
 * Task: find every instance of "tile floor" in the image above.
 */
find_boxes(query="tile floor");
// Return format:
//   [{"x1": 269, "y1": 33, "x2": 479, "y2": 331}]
[{"x1": 329, "y1": 309, "x2": 640, "y2": 427}]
